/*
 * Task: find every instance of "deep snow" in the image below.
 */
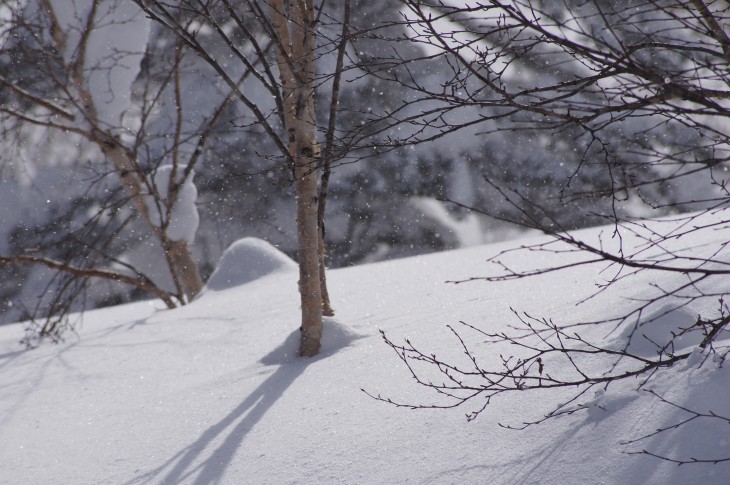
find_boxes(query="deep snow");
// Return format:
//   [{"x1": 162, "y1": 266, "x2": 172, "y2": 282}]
[{"x1": 2, "y1": 218, "x2": 730, "y2": 484}]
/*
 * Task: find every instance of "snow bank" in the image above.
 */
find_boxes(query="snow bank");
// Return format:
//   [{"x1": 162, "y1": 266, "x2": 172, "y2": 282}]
[
  {"x1": 4, "y1": 214, "x2": 730, "y2": 485},
  {"x1": 409, "y1": 196, "x2": 485, "y2": 246},
  {"x1": 203, "y1": 237, "x2": 297, "y2": 292}
]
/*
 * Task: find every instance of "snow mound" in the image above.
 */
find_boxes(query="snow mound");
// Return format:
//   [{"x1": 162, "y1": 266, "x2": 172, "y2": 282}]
[
  {"x1": 610, "y1": 304, "x2": 703, "y2": 356},
  {"x1": 260, "y1": 318, "x2": 363, "y2": 365},
  {"x1": 204, "y1": 238, "x2": 297, "y2": 291}
]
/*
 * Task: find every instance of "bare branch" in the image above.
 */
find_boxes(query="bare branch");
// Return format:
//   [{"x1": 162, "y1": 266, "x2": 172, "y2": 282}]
[{"x1": 0, "y1": 255, "x2": 177, "y2": 309}]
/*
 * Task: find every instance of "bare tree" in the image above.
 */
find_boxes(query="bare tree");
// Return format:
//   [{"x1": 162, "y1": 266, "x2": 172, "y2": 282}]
[
  {"x1": 0, "y1": 0, "x2": 252, "y2": 339},
  {"x1": 269, "y1": 0, "x2": 325, "y2": 356},
  {"x1": 132, "y1": 0, "x2": 360, "y2": 356},
  {"x1": 368, "y1": 0, "x2": 730, "y2": 464}
]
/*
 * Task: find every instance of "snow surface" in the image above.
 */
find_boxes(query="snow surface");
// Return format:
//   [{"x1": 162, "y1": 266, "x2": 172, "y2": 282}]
[{"x1": 2, "y1": 218, "x2": 730, "y2": 484}]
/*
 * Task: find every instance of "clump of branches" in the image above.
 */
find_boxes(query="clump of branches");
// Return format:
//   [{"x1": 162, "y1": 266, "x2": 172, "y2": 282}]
[
  {"x1": 370, "y1": 182, "x2": 730, "y2": 463},
  {"x1": 373, "y1": 307, "x2": 729, "y2": 418},
  {"x1": 0, "y1": 0, "x2": 250, "y2": 342},
  {"x1": 369, "y1": 0, "x2": 730, "y2": 466},
  {"x1": 1, "y1": 180, "x2": 178, "y2": 345}
]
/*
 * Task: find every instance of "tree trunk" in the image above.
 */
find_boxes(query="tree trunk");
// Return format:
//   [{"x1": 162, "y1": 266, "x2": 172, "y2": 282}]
[
  {"x1": 10, "y1": 0, "x2": 203, "y2": 307},
  {"x1": 317, "y1": 0, "x2": 350, "y2": 319},
  {"x1": 319, "y1": 232, "x2": 335, "y2": 317},
  {"x1": 168, "y1": 239, "x2": 204, "y2": 300},
  {"x1": 271, "y1": 0, "x2": 324, "y2": 356},
  {"x1": 96, "y1": 132, "x2": 203, "y2": 301},
  {"x1": 296, "y1": 159, "x2": 324, "y2": 356}
]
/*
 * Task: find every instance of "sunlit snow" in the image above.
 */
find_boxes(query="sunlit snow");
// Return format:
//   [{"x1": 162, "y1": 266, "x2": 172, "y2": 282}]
[{"x1": 2, "y1": 218, "x2": 730, "y2": 484}]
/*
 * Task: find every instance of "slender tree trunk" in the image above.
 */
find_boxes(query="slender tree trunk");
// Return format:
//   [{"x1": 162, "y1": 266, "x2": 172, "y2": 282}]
[
  {"x1": 271, "y1": 0, "x2": 324, "y2": 356},
  {"x1": 295, "y1": 156, "x2": 324, "y2": 357},
  {"x1": 168, "y1": 239, "x2": 204, "y2": 300},
  {"x1": 317, "y1": 0, "x2": 350, "y2": 318},
  {"x1": 318, "y1": 233, "x2": 334, "y2": 316}
]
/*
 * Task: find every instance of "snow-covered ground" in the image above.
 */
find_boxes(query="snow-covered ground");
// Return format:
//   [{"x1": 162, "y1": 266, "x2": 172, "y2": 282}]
[{"x1": 2, "y1": 218, "x2": 730, "y2": 484}]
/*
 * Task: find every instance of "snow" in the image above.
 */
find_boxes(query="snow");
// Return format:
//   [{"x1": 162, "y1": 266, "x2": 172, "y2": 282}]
[
  {"x1": 0, "y1": 1, "x2": 18, "y2": 47},
  {"x1": 50, "y1": 0, "x2": 151, "y2": 128},
  {"x1": 2, "y1": 219, "x2": 730, "y2": 484},
  {"x1": 610, "y1": 304, "x2": 706, "y2": 356},
  {"x1": 409, "y1": 196, "x2": 490, "y2": 246},
  {"x1": 147, "y1": 165, "x2": 200, "y2": 244},
  {"x1": 202, "y1": 238, "x2": 297, "y2": 292}
]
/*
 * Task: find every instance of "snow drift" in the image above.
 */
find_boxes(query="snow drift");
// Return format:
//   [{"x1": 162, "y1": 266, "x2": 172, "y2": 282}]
[{"x1": 203, "y1": 237, "x2": 297, "y2": 292}]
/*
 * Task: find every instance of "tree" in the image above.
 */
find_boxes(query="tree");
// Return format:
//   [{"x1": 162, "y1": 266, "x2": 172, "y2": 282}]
[
  {"x1": 269, "y1": 0, "x2": 326, "y2": 356},
  {"x1": 3, "y1": 0, "x2": 511, "y2": 343},
  {"x1": 370, "y1": 0, "x2": 730, "y2": 464},
  {"x1": 0, "y1": 0, "x2": 245, "y2": 339},
  {"x1": 132, "y1": 0, "x2": 364, "y2": 356}
]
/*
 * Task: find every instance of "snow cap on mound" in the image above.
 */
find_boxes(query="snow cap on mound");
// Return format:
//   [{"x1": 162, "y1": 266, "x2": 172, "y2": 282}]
[{"x1": 204, "y1": 238, "x2": 297, "y2": 291}]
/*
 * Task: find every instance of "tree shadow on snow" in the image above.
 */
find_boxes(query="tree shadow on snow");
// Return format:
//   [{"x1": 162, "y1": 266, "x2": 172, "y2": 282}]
[{"x1": 126, "y1": 361, "x2": 308, "y2": 485}]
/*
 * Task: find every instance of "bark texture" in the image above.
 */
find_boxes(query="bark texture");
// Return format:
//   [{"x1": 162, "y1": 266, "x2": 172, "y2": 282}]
[{"x1": 271, "y1": 0, "x2": 324, "y2": 356}]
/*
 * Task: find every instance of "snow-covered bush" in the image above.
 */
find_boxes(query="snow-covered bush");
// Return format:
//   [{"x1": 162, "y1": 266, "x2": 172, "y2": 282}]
[{"x1": 147, "y1": 165, "x2": 199, "y2": 244}]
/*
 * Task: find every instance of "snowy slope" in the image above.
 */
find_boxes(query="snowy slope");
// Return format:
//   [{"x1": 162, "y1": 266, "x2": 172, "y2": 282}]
[{"x1": 2, "y1": 217, "x2": 730, "y2": 485}]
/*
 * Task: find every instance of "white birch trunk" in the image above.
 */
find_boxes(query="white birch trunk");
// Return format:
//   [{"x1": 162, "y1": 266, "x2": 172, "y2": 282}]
[{"x1": 270, "y1": 0, "x2": 324, "y2": 356}]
